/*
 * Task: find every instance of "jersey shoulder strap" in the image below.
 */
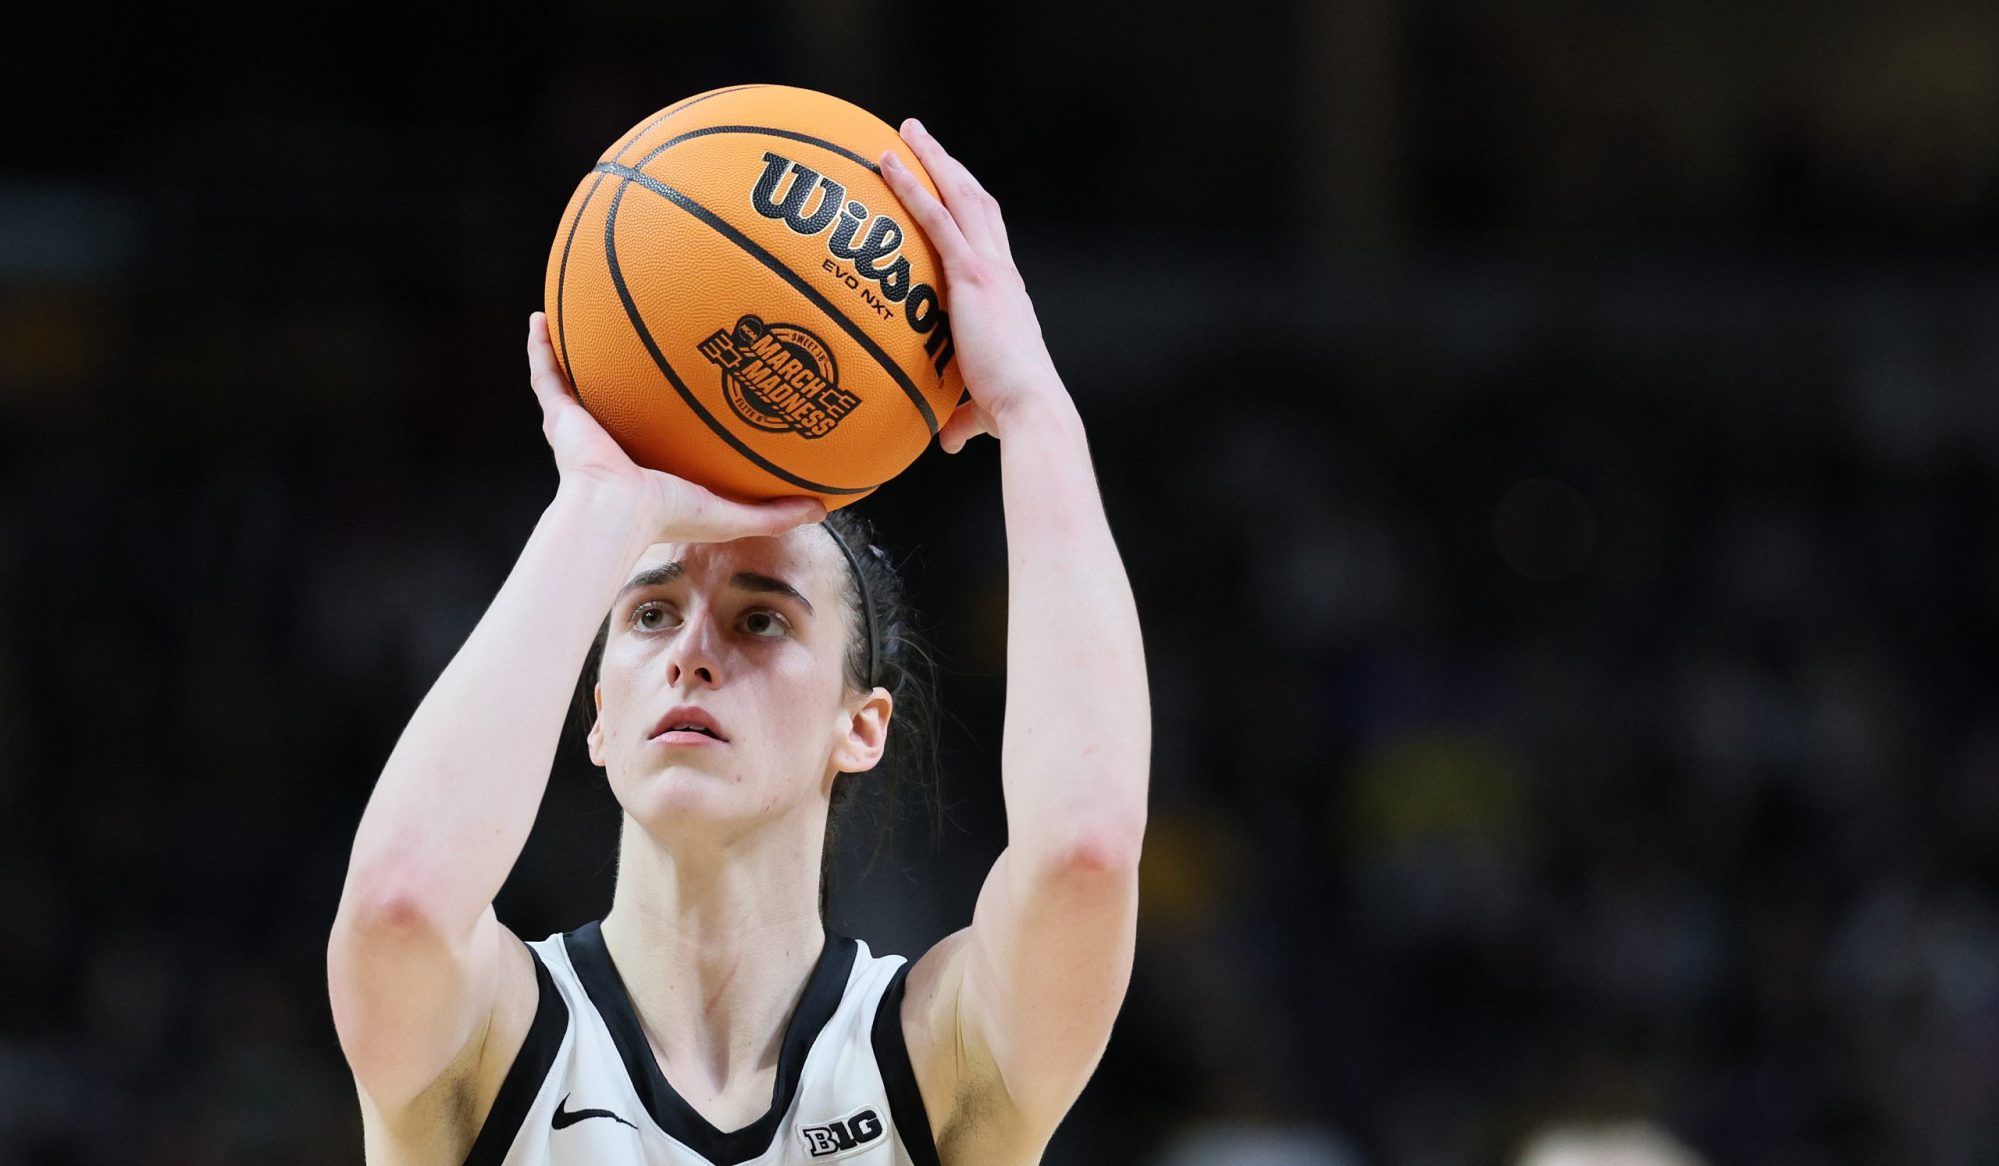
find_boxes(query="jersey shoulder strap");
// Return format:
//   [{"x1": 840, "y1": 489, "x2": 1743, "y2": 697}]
[
  {"x1": 462, "y1": 942, "x2": 567, "y2": 1166},
  {"x1": 864, "y1": 954, "x2": 942, "y2": 1166}
]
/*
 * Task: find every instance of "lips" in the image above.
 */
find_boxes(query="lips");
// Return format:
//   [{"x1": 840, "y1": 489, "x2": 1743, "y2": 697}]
[{"x1": 649, "y1": 704, "x2": 729, "y2": 743}]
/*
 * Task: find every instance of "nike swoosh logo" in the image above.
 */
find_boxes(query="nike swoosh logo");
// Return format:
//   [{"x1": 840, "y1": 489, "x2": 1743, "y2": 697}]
[{"x1": 552, "y1": 1093, "x2": 638, "y2": 1130}]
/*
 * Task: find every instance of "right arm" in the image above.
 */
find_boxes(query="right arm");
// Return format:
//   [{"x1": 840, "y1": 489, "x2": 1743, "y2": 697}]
[
  {"x1": 326, "y1": 313, "x2": 825, "y2": 1126},
  {"x1": 327, "y1": 478, "x2": 646, "y2": 1113}
]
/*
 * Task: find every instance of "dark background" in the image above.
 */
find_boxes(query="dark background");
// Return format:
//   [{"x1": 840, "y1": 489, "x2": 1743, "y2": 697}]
[{"x1": 4, "y1": 1, "x2": 1999, "y2": 1163}]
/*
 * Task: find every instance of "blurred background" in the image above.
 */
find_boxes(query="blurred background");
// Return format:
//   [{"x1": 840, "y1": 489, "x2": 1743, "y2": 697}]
[{"x1": 3, "y1": 0, "x2": 1998, "y2": 1162}]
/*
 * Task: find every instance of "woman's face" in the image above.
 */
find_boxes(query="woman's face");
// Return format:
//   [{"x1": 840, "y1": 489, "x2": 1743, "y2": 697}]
[{"x1": 587, "y1": 524, "x2": 889, "y2": 842}]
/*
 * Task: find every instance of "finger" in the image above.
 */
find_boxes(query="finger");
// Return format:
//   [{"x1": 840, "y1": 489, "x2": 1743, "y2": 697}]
[
  {"x1": 890, "y1": 120, "x2": 993, "y2": 255},
  {"x1": 526, "y1": 312, "x2": 579, "y2": 411},
  {"x1": 899, "y1": 118, "x2": 1003, "y2": 254},
  {"x1": 880, "y1": 149, "x2": 975, "y2": 272}
]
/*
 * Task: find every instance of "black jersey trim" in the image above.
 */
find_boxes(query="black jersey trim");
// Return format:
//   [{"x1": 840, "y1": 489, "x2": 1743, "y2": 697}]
[
  {"x1": 561, "y1": 919, "x2": 859, "y2": 1166},
  {"x1": 462, "y1": 944, "x2": 569, "y2": 1166},
  {"x1": 870, "y1": 960, "x2": 943, "y2": 1166}
]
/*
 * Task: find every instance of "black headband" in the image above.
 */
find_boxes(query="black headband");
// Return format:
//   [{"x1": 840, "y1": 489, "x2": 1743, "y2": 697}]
[{"x1": 822, "y1": 520, "x2": 883, "y2": 691}]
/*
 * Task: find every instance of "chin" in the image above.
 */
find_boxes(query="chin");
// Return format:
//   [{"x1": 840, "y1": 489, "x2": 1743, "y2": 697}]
[{"x1": 618, "y1": 765, "x2": 767, "y2": 832}]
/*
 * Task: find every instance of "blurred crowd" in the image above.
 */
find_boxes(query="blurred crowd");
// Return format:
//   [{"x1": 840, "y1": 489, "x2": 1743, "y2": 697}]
[{"x1": 4, "y1": 1, "x2": 1999, "y2": 1163}]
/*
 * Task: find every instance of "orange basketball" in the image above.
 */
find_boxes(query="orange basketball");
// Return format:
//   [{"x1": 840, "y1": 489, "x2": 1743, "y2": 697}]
[{"x1": 543, "y1": 84, "x2": 966, "y2": 510}]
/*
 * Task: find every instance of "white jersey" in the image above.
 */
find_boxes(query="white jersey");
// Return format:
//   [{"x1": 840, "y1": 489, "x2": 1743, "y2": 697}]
[{"x1": 462, "y1": 920, "x2": 941, "y2": 1166}]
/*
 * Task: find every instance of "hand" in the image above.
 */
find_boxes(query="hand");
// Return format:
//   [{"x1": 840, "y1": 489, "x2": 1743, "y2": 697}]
[
  {"x1": 879, "y1": 118, "x2": 1070, "y2": 453},
  {"x1": 525, "y1": 311, "x2": 826, "y2": 541}
]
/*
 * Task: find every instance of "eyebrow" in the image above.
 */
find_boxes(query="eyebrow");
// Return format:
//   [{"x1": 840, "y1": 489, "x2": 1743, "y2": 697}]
[{"x1": 615, "y1": 561, "x2": 814, "y2": 615}]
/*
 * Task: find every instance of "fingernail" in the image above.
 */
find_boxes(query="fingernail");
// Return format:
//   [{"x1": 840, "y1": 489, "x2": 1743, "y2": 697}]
[
  {"x1": 882, "y1": 151, "x2": 903, "y2": 172},
  {"x1": 908, "y1": 118, "x2": 925, "y2": 136}
]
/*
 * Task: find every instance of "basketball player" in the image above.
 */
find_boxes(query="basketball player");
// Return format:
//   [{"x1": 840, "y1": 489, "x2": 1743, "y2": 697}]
[{"x1": 328, "y1": 117, "x2": 1150, "y2": 1165}]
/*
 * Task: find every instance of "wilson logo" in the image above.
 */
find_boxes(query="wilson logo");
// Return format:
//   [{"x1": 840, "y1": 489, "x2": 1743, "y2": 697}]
[
  {"x1": 749, "y1": 151, "x2": 957, "y2": 377},
  {"x1": 698, "y1": 314, "x2": 859, "y2": 438},
  {"x1": 799, "y1": 1106, "x2": 885, "y2": 1158}
]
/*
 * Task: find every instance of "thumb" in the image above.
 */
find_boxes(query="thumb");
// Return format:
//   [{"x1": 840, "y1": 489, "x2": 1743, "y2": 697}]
[
  {"x1": 672, "y1": 483, "x2": 828, "y2": 542},
  {"x1": 525, "y1": 311, "x2": 574, "y2": 411},
  {"x1": 938, "y1": 401, "x2": 990, "y2": 454},
  {"x1": 754, "y1": 494, "x2": 833, "y2": 531}
]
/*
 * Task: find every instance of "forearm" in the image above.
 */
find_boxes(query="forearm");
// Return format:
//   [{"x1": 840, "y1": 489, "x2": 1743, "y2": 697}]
[
  {"x1": 996, "y1": 396, "x2": 1151, "y2": 864},
  {"x1": 340, "y1": 479, "x2": 648, "y2": 930}
]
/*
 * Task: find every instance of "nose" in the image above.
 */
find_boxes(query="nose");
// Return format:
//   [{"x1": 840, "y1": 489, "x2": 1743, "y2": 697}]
[{"x1": 664, "y1": 606, "x2": 722, "y2": 689}]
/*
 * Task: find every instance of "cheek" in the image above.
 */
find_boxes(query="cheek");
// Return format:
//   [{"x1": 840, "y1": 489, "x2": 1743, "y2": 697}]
[
  {"x1": 749, "y1": 666, "x2": 842, "y2": 758},
  {"x1": 596, "y1": 654, "x2": 652, "y2": 743}
]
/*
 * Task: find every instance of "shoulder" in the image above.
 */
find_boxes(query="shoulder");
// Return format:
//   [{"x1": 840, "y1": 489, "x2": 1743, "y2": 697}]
[{"x1": 896, "y1": 928, "x2": 1049, "y2": 1166}]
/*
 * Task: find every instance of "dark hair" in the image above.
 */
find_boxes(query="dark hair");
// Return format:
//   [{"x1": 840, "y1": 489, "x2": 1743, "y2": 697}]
[{"x1": 570, "y1": 507, "x2": 942, "y2": 920}]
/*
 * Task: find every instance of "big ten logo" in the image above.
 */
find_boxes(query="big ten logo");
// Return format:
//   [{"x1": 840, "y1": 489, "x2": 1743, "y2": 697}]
[
  {"x1": 748, "y1": 151, "x2": 956, "y2": 378},
  {"x1": 798, "y1": 1106, "x2": 885, "y2": 1158}
]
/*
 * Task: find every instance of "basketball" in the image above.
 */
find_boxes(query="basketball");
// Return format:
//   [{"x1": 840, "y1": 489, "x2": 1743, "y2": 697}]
[{"x1": 543, "y1": 84, "x2": 967, "y2": 510}]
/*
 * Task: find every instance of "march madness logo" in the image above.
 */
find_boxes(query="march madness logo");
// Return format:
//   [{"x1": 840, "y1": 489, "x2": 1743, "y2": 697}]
[
  {"x1": 799, "y1": 1106, "x2": 885, "y2": 1158},
  {"x1": 698, "y1": 314, "x2": 860, "y2": 438}
]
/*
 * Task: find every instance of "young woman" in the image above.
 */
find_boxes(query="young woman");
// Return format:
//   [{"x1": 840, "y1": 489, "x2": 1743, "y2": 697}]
[{"x1": 328, "y1": 118, "x2": 1150, "y2": 1165}]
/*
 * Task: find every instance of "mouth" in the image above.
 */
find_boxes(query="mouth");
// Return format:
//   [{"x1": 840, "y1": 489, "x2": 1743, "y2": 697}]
[
  {"x1": 648, "y1": 705, "x2": 729, "y2": 744},
  {"x1": 651, "y1": 730, "x2": 723, "y2": 747}
]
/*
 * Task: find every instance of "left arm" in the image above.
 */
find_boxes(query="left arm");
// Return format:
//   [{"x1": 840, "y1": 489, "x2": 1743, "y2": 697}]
[
  {"x1": 881, "y1": 119, "x2": 1151, "y2": 1146},
  {"x1": 972, "y1": 395, "x2": 1150, "y2": 1121}
]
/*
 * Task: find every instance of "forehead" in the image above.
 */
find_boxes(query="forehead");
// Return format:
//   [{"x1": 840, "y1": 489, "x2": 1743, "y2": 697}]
[{"x1": 631, "y1": 524, "x2": 842, "y2": 597}]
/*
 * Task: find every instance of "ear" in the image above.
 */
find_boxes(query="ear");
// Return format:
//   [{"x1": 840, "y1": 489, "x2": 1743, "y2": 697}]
[
  {"x1": 830, "y1": 687, "x2": 894, "y2": 775},
  {"x1": 586, "y1": 684, "x2": 606, "y2": 768}
]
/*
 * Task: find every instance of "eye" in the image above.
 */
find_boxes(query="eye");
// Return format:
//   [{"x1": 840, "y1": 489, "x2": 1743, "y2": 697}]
[
  {"x1": 741, "y1": 608, "x2": 790, "y2": 638},
  {"x1": 629, "y1": 600, "x2": 788, "y2": 638}
]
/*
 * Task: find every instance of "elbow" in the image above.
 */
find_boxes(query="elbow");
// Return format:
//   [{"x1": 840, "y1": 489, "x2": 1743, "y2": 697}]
[
  {"x1": 1052, "y1": 815, "x2": 1146, "y2": 876},
  {"x1": 335, "y1": 860, "x2": 462, "y2": 940},
  {"x1": 335, "y1": 881, "x2": 438, "y2": 940}
]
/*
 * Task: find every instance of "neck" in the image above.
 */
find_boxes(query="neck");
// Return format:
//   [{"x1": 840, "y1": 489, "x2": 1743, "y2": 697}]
[{"x1": 599, "y1": 807, "x2": 829, "y2": 1093}]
